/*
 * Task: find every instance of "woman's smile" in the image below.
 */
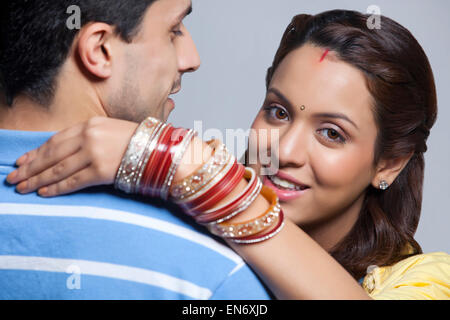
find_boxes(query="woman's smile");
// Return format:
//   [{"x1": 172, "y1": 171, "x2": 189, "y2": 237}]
[{"x1": 263, "y1": 174, "x2": 310, "y2": 202}]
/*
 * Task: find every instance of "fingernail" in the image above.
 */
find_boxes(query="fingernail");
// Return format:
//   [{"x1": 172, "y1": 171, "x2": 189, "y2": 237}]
[
  {"x1": 6, "y1": 170, "x2": 17, "y2": 184},
  {"x1": 38, "y1": 187, "x2": 48, "y2": 197},
  {"x1": 16, "y1": 153, "x2": 28, "y2": 166},
  {"x1": 16, "y1": 181, "x2": 28, "y2": 193}
]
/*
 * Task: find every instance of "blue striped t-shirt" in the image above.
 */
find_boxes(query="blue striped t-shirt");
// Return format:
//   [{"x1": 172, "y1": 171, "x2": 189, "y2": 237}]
[{"x1": 0, "y1": 129, "x2": 272, "y2": 300}]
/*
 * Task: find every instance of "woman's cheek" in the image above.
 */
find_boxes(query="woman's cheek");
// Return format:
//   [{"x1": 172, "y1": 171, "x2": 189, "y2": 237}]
[
  {"x1": 312, "y1": 150, "x2": 353, "y2": 188},
  {"x1": 311, "y1": 146, "x2": 374, "y2": 209}
]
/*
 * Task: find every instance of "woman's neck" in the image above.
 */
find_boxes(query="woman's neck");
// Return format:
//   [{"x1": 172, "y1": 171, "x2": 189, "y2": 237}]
[{"x1": 301, "y1": 192, "x2": 365, "y2": 252}]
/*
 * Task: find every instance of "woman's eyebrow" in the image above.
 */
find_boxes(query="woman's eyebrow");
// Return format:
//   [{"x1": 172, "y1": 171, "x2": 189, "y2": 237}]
[
  {"x1": 266, "y1": 87, "x2": 295, "y2": 110},
  {"x1": 312, "y1": 112, "x2": 359, "y2": 130},
  {"x1": 267, "y1": 87, "x2": 359, "y2": 130}
]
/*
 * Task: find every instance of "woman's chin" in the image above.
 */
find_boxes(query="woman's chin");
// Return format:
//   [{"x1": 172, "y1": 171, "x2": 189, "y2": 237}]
[{"x1": 279, "y1": 200, "x2": 311, "y2": 225}]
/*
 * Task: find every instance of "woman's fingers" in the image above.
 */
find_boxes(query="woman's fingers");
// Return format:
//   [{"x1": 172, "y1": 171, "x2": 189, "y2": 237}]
[
  {"x1": 7, "y1": 135, "x2": 83, "y2": 185},
  {"x1": 7, "y1": 116, "x2": 138, "y2": 197},
  {"x1": 15, "y1": 150, "x2": 92, "y2": 194},
  {"x1": 12, "y1": 122, "x2": 85, "y2": 169},
  {"x1": 37, "y1": 166, "x2": 103, "y2": 197}
]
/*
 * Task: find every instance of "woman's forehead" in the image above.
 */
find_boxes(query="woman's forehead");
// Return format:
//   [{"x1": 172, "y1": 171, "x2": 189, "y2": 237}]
[{"x1": 270, "y1": 45, "x2": 374, "y2": 125}]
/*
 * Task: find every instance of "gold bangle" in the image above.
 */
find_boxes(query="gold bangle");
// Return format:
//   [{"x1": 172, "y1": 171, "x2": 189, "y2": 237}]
[
  {"x1": 170, "y1": 139, "x2": 229, "y2": 200},
  {"x1": 207, "y1": 185, "x2": 281, "y2": 239}
]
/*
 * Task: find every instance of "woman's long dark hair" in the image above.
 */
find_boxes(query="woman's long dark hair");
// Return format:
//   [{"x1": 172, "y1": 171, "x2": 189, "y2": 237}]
[{"x1": 265, "y1": 10, "x2": 437, "y2": 279}]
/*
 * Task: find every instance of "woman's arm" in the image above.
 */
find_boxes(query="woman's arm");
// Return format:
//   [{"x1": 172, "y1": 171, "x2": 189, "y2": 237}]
[
  {"x1": 177, "y1": 129, "x2": 371, "y2": 300},
  {"x1": 7, "y1": 117, "x2": 371, "y2": 300},
  {"x1": 227, "y1": 221, "x2": 371, "y2": 299}
]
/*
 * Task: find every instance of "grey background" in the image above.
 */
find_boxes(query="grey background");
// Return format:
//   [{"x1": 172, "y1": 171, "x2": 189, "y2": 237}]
[{"x1": 170, "y1": 0, "x2": 450, "y2": 253}]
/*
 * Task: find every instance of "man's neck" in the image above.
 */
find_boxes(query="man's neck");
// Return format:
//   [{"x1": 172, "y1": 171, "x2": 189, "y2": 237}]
[
  {"x1": 0, "y1": 65, "x2": 108, "y2": 132},
  {"x1": 0, "y1": 97, "x2": 105, "y2": 132}
]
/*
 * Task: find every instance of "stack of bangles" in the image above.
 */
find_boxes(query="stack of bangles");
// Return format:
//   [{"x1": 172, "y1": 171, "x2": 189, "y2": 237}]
[{"x1": 115, "y1": 116, "x2": 285, "y2": 244}]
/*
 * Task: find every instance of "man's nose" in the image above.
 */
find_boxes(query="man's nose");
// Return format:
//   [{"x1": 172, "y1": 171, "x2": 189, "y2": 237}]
[{"x1": 178, "y1": 28, "x2": 201, "y2": 74}]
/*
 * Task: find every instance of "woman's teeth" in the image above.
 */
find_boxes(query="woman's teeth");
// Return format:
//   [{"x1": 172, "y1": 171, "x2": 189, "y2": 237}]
[{"x1": 268, "y1": 175, "x2": 306, "y2": 191}]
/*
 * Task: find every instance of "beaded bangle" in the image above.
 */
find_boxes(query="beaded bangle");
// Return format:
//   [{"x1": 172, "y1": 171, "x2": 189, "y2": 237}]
[
  {"x1": 170, "y1": 139, "x2": 228, "y2": 200},
  {"x1": 206, "y1": 185, "x2": 281, "y2": 239},
  {"x1": 114, "y1": 117, "x2": 161, "y2": 194},
  {"x1": 175, "y1": 153, "x2": 235, "y2": 207},
  {"x1": 196, "y1": 167, "x2": 262, "y2": 224},
  {"x1": 188, "y1": 161, "x2": 246, "y2": 213},
  {"x1": 230, "y1": 210, "x2": 285, "y2": 244},
  {"x1": 180, "y1": 153, "x2": 235, "y2": 204}
]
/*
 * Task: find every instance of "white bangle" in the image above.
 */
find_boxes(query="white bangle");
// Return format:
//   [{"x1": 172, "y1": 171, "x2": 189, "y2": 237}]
[{"x1": 114, "y1": 117, "x2": 161, "y2": 194}]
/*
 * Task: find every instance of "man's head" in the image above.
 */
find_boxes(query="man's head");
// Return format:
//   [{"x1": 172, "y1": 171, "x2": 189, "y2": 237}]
[{"x1": 0, "y1": 0, "x2": 200, "y2": 122}]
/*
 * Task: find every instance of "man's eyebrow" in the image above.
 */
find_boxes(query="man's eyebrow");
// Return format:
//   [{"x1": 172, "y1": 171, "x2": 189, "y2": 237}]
[
  {"x1": 267, "y1": 87, "x2": 358, "y2": 130},
  {"x1": 176, "y1": 3, "x2": 193, "y2": 22}
]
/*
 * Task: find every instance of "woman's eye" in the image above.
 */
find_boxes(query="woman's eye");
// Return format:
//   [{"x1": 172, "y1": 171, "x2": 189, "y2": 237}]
[
  {"x1": 264, "y1": 105, "x2": 290, "y2": 121},
  {"x1": 317, "y1": 128, "x2": 346, "y2": 144}
]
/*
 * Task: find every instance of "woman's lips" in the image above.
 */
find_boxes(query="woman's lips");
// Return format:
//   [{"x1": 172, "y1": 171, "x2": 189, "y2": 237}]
[{"x1": 263, "y1": 176, "x2": 309, "y2": 202}]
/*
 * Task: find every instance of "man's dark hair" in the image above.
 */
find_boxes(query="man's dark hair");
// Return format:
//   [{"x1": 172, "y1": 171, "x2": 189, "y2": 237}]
[{"x1": 0, "y1": 0, "x2": 156, "y2": 106}]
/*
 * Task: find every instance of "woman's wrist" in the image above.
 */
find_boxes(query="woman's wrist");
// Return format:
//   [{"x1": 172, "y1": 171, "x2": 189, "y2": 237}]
[
  {"x1": 114, "y1": 116, "x2": 283, "y2": 244},
  {"x1": 172, "y1": 136, "x2": 214, "y2": 182}
]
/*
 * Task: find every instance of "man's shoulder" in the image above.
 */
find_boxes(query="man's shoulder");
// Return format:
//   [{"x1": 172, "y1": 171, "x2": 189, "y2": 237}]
[
  {"x1": 0, "y1": 129, "x2": 270, "y2": 299},
  {"x1": 0, "y1": 180, "x2": 270, "y2": 299},
  {"x1": 0, "y1": 181, "x2": 242, "y2": 264}
]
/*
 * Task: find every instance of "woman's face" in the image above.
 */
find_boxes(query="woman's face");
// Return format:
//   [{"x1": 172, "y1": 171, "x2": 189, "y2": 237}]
[{"x1": 250, "y1": 44, "x2": 379, "y2": 229}]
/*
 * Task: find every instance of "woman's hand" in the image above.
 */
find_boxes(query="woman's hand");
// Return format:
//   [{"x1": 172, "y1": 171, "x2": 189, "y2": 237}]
[{"x1": 6, "y1": 116, "x2": 139, "y2": 197}]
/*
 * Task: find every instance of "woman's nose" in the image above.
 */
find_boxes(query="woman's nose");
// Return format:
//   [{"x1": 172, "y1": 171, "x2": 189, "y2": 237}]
[{"x1": 277, "y1": 125, "x2": 308, "y2": 168}]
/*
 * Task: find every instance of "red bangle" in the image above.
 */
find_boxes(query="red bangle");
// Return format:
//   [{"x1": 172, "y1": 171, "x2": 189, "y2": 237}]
[
  {"x1": 189, "y1": 162, "x2": 244, "y2": 213},
  {"x1": 191, "y1": 162, "x2": 246, "y2": 213},
  {"x1": 181, "y1": 161, "x2": 245, "y2": 213},
  {"x1": 141, "y1": 124, "x2": 177, "y2": 197},
  {"x1": 160, "y1": 128, "x2": 196, "y2": 200},
  {"x1": 140, "y1": 124, "x2": 171, "y2": 196},
  {"x1": 181, "y1": 160, "x2": 242, "y2": 212},
  {"x1": 151, "y1": 126, "x2": 173, "y2": 192},
  {"x1": 195, "y1": 168, "x2": 260, "y2": 224},
  {"x1": 152, "y1": 127, "x2": 185, "y2": 195}
]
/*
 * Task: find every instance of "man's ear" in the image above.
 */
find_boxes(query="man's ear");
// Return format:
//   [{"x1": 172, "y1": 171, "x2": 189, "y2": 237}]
[
  {"x1": 76, "y1": 23, "x2": 116, "y2": 79},
  {"x1": 371, "y1": 152, "x2": 414, "y2": 189}
]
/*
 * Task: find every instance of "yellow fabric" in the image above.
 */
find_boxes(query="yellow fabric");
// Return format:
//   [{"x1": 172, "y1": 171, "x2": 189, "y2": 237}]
[{"x1": 362, "y1": 252, "x2": 450, "y2": 300}]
